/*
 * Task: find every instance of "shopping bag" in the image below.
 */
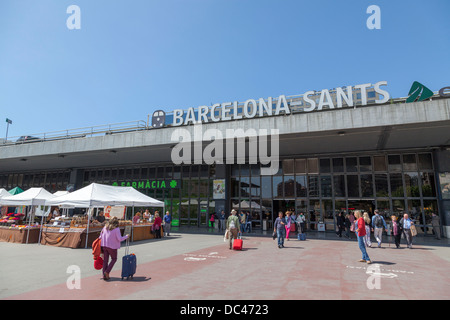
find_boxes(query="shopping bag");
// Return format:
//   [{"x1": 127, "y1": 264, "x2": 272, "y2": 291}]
[{"x1": 410, "y1": 225, "x2": 417, "y2": 237}]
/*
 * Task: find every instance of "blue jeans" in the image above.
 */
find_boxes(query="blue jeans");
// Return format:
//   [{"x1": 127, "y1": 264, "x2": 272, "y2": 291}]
[
  {"x1": 357, "y1": 235, "x2": 370, "y2": 261},
  {"x1": 277, "y1": 228, "x2": 286, "y2": 247}
]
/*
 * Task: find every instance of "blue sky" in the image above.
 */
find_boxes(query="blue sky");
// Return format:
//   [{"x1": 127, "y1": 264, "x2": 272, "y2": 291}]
[{"x1": 0, "y1": 0, "x2": 449, "y2": 138}]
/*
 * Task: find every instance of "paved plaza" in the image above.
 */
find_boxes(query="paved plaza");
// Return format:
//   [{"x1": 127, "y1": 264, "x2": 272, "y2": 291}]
[{"x1": 1, "y1": 230, "x2": 449, "y2": 301}]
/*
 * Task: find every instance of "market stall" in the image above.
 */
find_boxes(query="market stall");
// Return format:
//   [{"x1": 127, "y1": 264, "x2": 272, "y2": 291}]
[
  {"x1": 0, "y1": 187, "x2": 55, "y2": 244},
  {"x1": 46, "y1": 183, "x2": 164, "y2": 248}
]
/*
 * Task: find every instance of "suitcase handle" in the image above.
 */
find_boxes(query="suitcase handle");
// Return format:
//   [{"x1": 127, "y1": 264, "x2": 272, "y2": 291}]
[{"x1": 125, "y1": 237, "x2": 130, "y2": 256}]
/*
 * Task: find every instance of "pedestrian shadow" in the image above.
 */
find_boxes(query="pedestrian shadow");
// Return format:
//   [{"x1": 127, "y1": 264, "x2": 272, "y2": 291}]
[
  {"x1": 107, "y1": 276, "x2": 152, "y2": 282},
  {"x1": 370, "y1": 261, "x2": 395, "y2": 265}
]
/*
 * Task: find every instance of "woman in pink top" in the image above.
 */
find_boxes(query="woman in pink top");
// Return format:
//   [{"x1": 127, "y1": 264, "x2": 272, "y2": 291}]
[{"x1": 99, "y1": 217, "x2": 129, "y2": 280}]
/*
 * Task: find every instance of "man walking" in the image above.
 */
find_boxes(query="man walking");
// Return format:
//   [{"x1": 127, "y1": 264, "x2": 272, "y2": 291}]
[
  {"x1": 226, "y1": 209, "x2": 241, "y2": 250},
  {"x1": 399, "y1": 213, "x2": 414, "y2": 249},
  {"x1": 163, "y1": 211, "x2": 172, "y2": 236},
  {"x1": 371, "y1": 210, "x2": 387, "y2": 248},
  {"x1": 218, "y1": 210, "x2": 226, "y2": 232}
]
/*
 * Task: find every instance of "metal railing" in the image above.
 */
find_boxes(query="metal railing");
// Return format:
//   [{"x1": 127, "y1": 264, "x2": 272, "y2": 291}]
[{"x1": 1, "y1": 120, "x2": 148, "y2": 146}]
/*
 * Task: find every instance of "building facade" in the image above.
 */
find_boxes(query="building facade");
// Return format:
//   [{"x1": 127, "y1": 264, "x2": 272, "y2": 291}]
[{"x1": 1, "y1": 82, "x2": 449, "y2": 236}]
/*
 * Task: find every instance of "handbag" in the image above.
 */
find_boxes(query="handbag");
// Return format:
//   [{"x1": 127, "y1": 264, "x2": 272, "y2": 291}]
[
  {"x1": 272, "y1": 231, "x2": 277, "y2": 240},
  {"x1": 410, "y1": 225, "x2": 417, "y2": 237},
  {"x1": 224, "y1": 229, "x2": 229, "y2": 242}
]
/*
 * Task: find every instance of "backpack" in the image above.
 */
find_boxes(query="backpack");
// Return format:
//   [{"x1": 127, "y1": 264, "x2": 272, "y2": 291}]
[
  {"x1": 92, "y1": 238, "x2": 102, "y2": 260},
  {"x1": 374, "y1": 215, "x2": 383, "y2": 228}
]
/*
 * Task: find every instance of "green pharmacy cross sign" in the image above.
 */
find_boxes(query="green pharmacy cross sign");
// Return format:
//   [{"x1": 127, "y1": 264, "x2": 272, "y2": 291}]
[{"x1": 112, "y1": 179, "x2": 181, "y2": 190}]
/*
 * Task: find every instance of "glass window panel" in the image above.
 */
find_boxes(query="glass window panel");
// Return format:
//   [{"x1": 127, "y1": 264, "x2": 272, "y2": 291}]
[
  {"x1": 420, "y1": 172, "x2": 436, "y2": 197},
  {"x1": 359, "y1": 156, "x2": 372, "y2": 172},
  {"x1": 295, "y1": 159, "x2": 306, "y2": 174},
  {"x1": 320, "y1": 159, "x2": 331, "y2": 173},
  {"x1": 295, "y1": 175, "x2": 307, "y2": 197},
  {"x1": 332, "y1": 158, "x2": 344, "y2": 173},
  {"x1": 390, "y1": 173, "x2": 404, "y2": 197},
  {"x1": 240, "y1": 176, "x2": 250, "y2": 198},
  {"x1": 392, "y1": 199, "x2": 405, "y2": 214},
  {"x1": 272, "y1": 176, "x2": 283, "y2": 198},
  {"x1": 376, "y1": 200, "x2": 391, "y2": 217},
  {"x1": 333, "y1": 175, "x2": 346, "y2": 197},
  {"x1": 261, "y1": 176, "x2": 272, "y2": 199},
  {"x1": 423, "y1": 200, "x2": 438, "y2": 228},
  {"x1": 346, "y1": 157, "x2": 358, "y2": 172},
  {"x1": 374, "y1": 156, "x2": 387, "y2": 171},
  {"x1": 407, "y1": 199, "x2": 423, "y2": 223},
  {"x1": 403, "y1": 154, "x2": 417, "y2": 171},
  {"x1": 388, "y1": 155, "x2": 402, "y2": 172},
  {"x1": 199, "y1": 179, "x2": 209, "y2": 198},
  {"x1": 347, "y1": 175, "x2": 359, "y2": 197},
  {"x1": 250, "y1": 164, "x2": 260, "y2": 177},
  {"x1": 418, "y1": 153, "x2": 433, "y2": 170},
  {"x1": 360, "y1": 174, "x2": 374, "y2": 197},
  {"x1": 307, "y1": 158, "x2": 318, "y2": 174},
  {"x1": 284, "y1": 175, "x2": 296, "y2": 198},
  {"x1": 240, "y1": 164, "x2": 250, "y2": 176},
  {"x1": 404, "y1": 172, "x2": 420, "y2": 197},
  {"x1": 250, "y1": 175, "x2": 261, "y2": 197},
  {"x1": 283, "y1": 160, "x2": 294, "y2": 175},
  {"x1": 308, "y1": 176, "x2": 319, "y2": 197},
  {"x1": 231, "y1": 165, "x2": 239, "y2": 177},
  {"x1": 320, "y1": 175, "x2": 332, "y2": 197}
]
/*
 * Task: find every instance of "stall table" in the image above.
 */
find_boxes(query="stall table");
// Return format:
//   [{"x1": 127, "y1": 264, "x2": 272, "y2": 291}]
[
  {"x1": 132, "y1": 223, "x2": 163, "y2": 241},
  {"x1": 40, "y1": 225, "x2": 107, "y2": 248},
  {"x1": 0, "y1": 226, "x2": 40, "y2": 243}
]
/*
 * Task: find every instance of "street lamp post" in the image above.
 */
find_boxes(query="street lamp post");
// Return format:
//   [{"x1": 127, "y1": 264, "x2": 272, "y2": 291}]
[{"x1": 5, "y1": 118, "x2": 12, "y2": 143}]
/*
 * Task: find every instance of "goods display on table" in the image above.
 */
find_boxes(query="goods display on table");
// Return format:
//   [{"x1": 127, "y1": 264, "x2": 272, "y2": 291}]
[
  {"x1": 0, "y1": 224, "x2": 40, "y2": 243},
  {"x1": 40, "y1": 217, "x2": 132, "y2": 248}
]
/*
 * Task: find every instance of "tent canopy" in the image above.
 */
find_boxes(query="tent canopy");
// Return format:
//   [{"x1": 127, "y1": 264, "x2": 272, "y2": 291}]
[
  {"x1": 0, "y1": 188, "x2": 11, "y2": 199},
  {"x1": 45, "y1": 183, "x2": 164, "y2": 208},
  {"x1": 0, "y1": 187, "x2": 55, "y2": 206},
  {"x1": 8, "y1": 187, "x2": 24, "y2": 195}
]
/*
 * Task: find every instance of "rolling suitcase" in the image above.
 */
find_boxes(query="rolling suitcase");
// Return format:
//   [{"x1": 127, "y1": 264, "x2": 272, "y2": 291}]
[
  {"x1": 121, "y1": 238, "x2": 136, "y2": 280},
  {"x1": 298, "y1": 233, "x2": 306, "y2": 241},
  {"x1": 233, "y1": 233, "x2": 243, "y2": 250}
]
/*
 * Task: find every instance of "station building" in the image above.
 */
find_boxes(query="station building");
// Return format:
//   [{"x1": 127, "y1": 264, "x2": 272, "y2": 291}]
[{"x1": 1, "y1": 81, "x2": 449, "y2": 237}]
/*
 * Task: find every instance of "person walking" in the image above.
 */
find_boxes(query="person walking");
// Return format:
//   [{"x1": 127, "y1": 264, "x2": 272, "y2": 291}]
[
  {"x1": 354, "y1": 210, "x2": 372, "y2": 264},
  {"x1": 344, "y1": 213, "x2": 351, "y2": 239},
  {"x1": 239, "y1": 211, "x2": 247, "y2": 233},
  {"x1": 218, "y1": 210, "x2": 226, "y2": 232},
  {"x1": 153, "y1": 212, "x2": 162, "y2": 239},
  {"x1": 226, "y1": 209, "x2": 241, "y2": 250},
  {"x1": 391, "y1": 215, "x2": 402, "y2": 248},
  {"x1": 371, "y1": 210, "x2": 387, "y2": 248},
  {"x1": 209, "y1": 212, "x2": 216, "y2": 230},
  {"x1": 99, "y1": 217, "x2": 129, "y2": 281},
  {"x1": 274, "y1": 211, "x2": 286, "y2": 249},
  {"x1": 163, "y1": 211, "x2": 172, "y2": 236},
  {"x1": 431, "y1": 212, "x2": 442, "y2": 240},
  {"x1": 336, "y1": 211, "x2": 345, "y2": 238},
  {"x1": 297, "y1": 211, "x2": 306, "y2": 234},
  {"x1": 399, "y1": 213, "x2": 414, "y2": 249},
  {"x1": 285, "y1": 211, "x2": 295, "y2": 241},
  {"x1": 363, "y1": 212, "x2": 372, "y2": 247}
]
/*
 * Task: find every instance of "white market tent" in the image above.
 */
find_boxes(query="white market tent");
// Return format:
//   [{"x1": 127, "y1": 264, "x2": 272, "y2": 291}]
[
  {"x1": 0, "y1": 188, "x2": 10, "y2": 199},
  {"x1": 0, "y1": 187, "x2": 55, "y2": 206},
  {"x1": 0, "y1": 187, "x2": 56, "y2": 244},
  {"x1": 46, "y1": 183, "x2": 164, "y2": 208},
  {"x1": 46, "y1": 183, "x2": 165, "y2": 248}
]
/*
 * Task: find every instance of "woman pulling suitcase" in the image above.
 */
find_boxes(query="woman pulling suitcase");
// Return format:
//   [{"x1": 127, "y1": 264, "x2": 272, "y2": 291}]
[{"x1": 99, "y1": 217, "x2": 129, "y2": 281}]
